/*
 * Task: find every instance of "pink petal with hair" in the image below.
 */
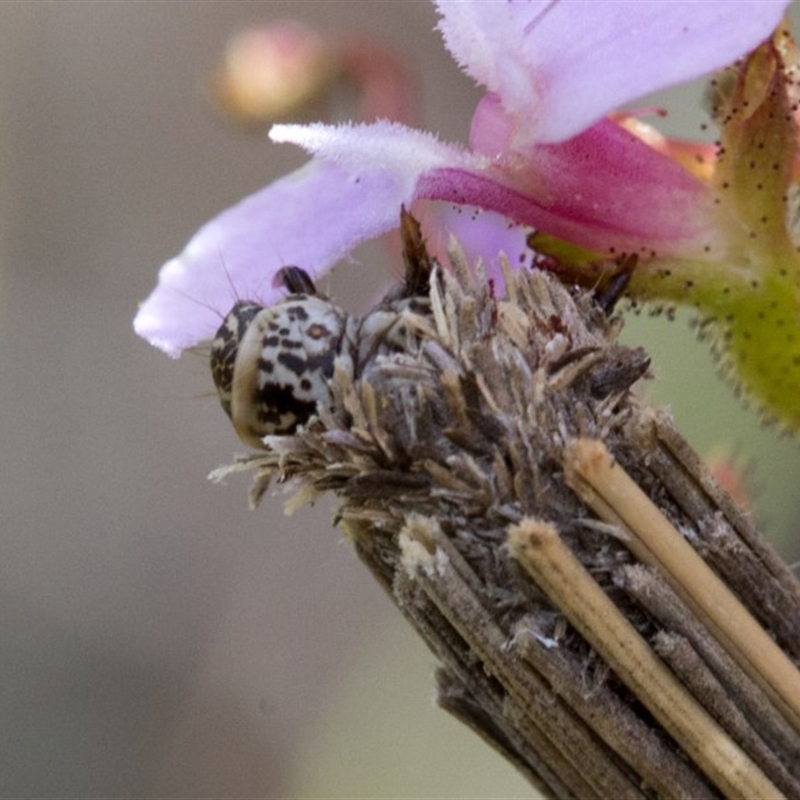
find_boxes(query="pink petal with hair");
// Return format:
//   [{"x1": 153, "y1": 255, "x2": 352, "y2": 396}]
[{"x1": 436, "y1": 0, "x2": 791, "y2": 143}]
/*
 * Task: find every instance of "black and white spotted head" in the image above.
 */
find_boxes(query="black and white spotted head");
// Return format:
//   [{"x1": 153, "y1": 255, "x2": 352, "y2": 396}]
[{"x1": 210, "y1": 269, "x2": 349, "y2": 448}]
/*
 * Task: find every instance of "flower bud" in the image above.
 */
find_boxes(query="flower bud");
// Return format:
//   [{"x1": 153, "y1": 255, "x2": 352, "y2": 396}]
[{"x1": 213, "y1": 21, "x2": 336, "y2": 125}]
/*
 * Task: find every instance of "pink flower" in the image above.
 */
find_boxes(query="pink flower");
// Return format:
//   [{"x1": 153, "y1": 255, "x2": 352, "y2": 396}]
[{"x1": 134, "y1": 0, "x2": 789, "y2": 358}]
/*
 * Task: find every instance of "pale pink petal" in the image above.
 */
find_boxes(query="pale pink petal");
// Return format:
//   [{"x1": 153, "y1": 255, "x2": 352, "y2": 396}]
[
  {"x1": 436, "y1": 0, "x2": 791, "y2": 143},
  {"x1": 427, "y1": 96, "x2": 729, "y2": 258},
  {"x1": 274, "y1": 114, "x2": 726, "y2": 258},
  {"x1": 434, "y1": 203, "x2": 531, "y2": 286},
  {"x1": 135, "y1": 159, "x2": 413, "y2": 356},
  {"x1": 270, "y1": 120, "x2": 480, "y2": 180}
]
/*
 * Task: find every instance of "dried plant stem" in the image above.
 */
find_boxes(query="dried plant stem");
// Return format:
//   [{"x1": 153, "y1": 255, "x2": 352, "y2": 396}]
[
  {"x1": 508, "y1": 518, "x2": 780, "y2": 800},
  {"x1": 400, "y1": 517, "x2": 650, "y2": 800},
  {"x1": 218, "y1": 244, "x2": 800, "y2": 799},
  {"x1": 620, "y1": 564, "x2": 800, "y2": 769},
  {"x1": 564, "y1": 438, "x2": 800, "y2": 738}
]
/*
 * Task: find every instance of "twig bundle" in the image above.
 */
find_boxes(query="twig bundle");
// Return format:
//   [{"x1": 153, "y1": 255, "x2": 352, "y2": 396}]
[{"x1": 213, "y1": 231, "x2": 800, "y2": 799}]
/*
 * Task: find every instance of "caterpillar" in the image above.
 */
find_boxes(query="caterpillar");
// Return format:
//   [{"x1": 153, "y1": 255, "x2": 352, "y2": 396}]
[
  {"x1": 209, "y1": 266, "x2": 351, "y2": 448},
  {"x1": 210, "y1": 209, "x2": 435, "y2": 449}
]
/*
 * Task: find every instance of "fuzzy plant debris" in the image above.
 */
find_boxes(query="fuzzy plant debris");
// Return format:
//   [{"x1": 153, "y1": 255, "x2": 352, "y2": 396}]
[{"x1": 212, "y1": 216, "x2": 800, "y2": 799}]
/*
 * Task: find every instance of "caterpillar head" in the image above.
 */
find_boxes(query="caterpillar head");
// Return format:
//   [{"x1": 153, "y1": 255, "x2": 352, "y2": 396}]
[{"x1": 210, "y1": 269, "x2": 349, "y2": 448}]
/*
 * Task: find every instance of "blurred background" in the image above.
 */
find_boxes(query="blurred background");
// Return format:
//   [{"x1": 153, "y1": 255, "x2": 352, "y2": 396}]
[{"x1": 1, "y1": 2, "x2": 799, "y2": 798}]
